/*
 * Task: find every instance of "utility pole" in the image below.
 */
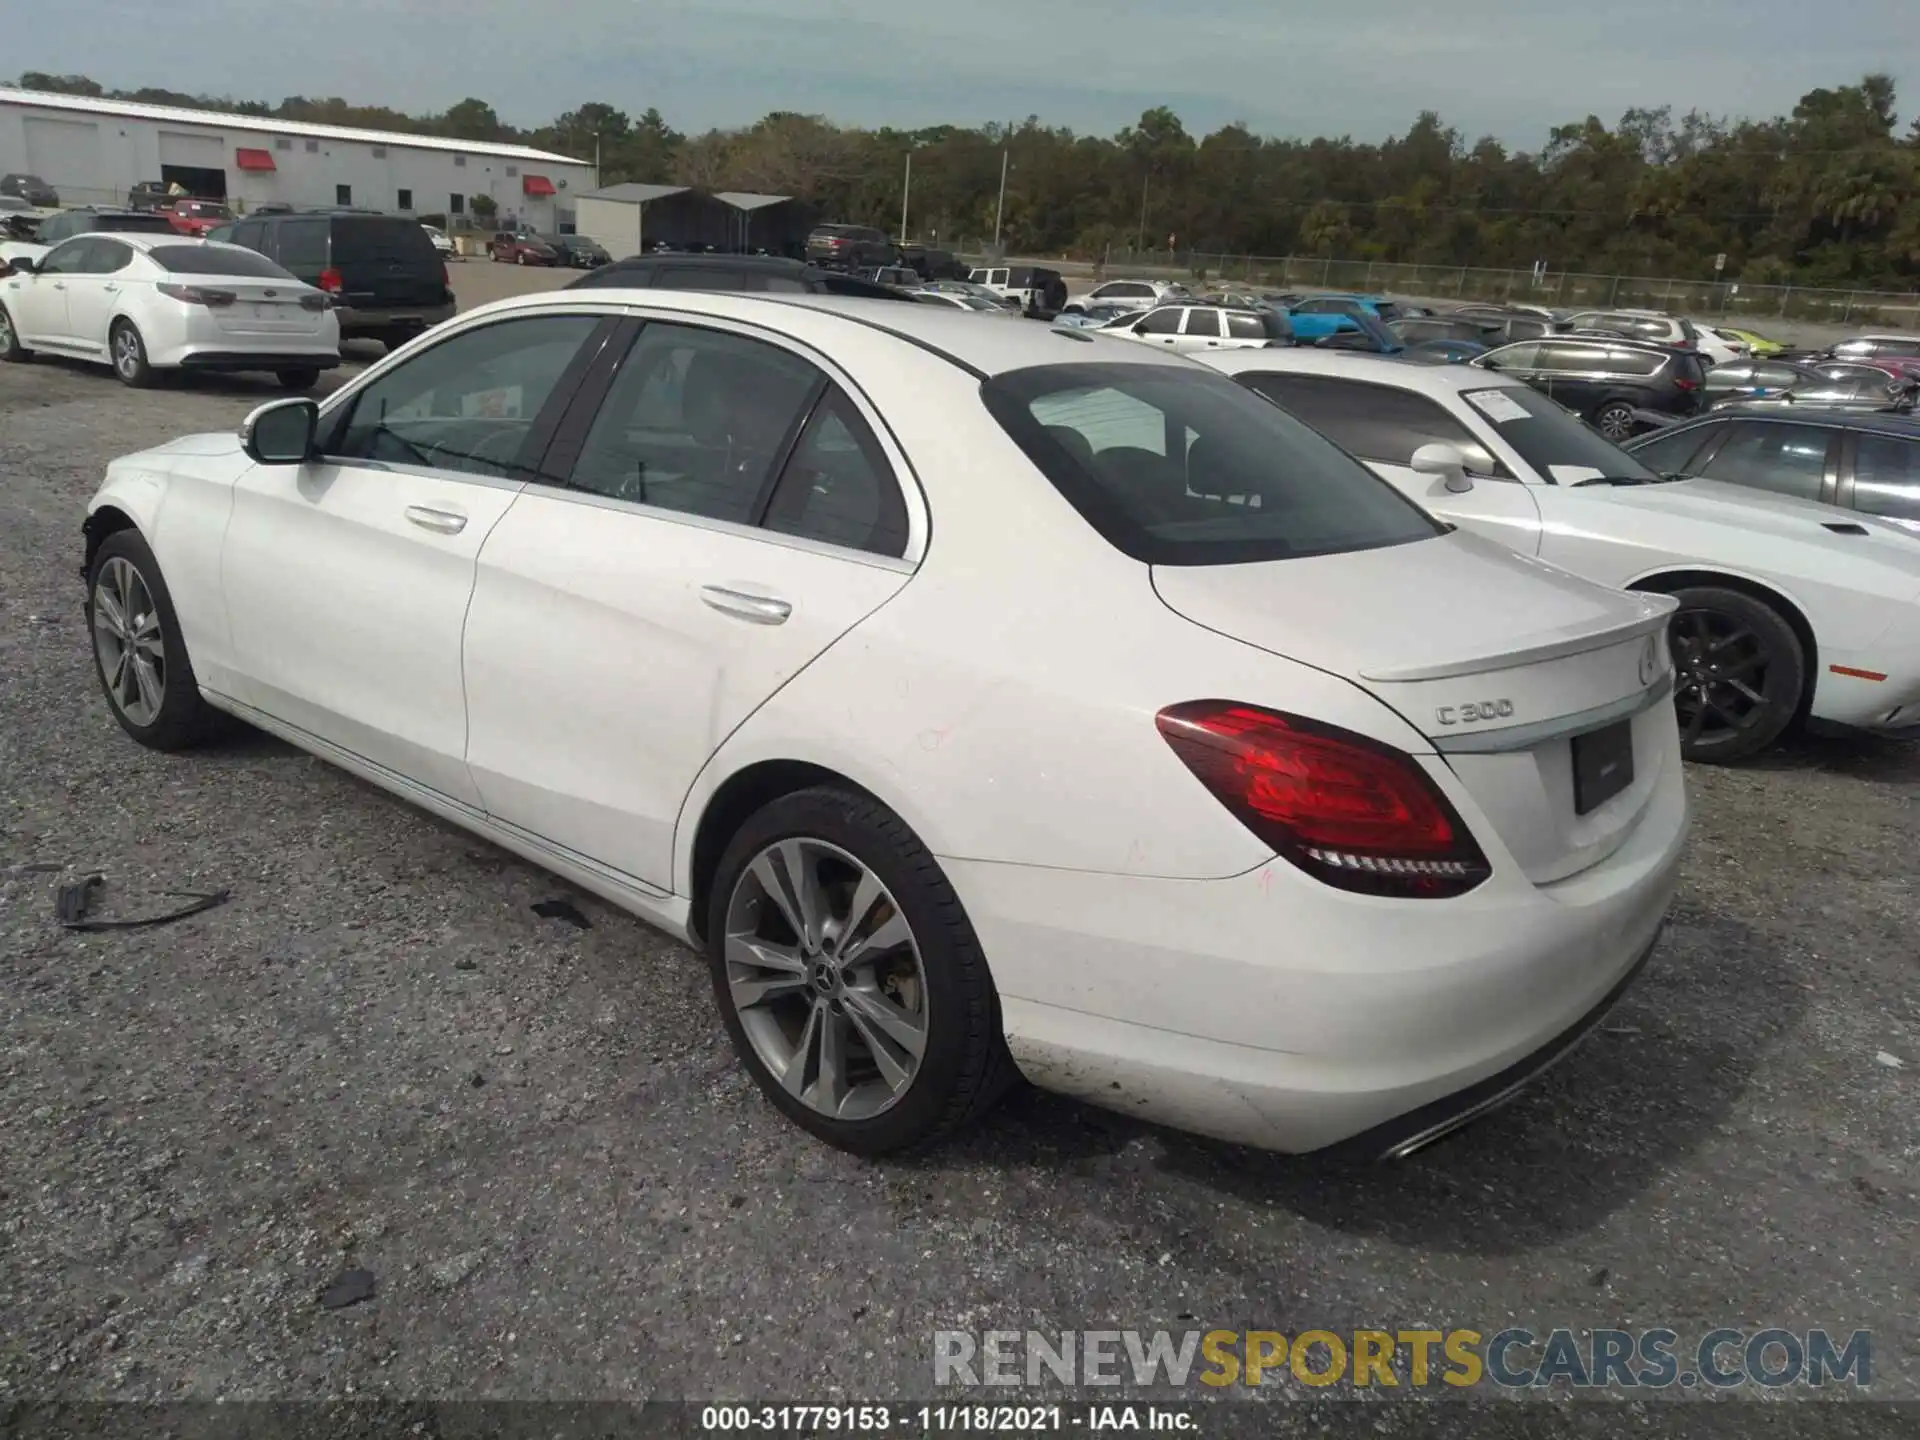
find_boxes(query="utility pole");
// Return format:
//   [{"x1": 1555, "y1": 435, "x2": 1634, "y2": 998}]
[
  {"x1": 900, "y1": 148, "x2": 912, "y2": 243},
  {"x1": 1136, "y1": 171, "x2": 1149, "y2": 254},
  {"x1": 594, "y1": 133, "x2": 602, "y2": 192},
  {"x1": 992, "y1": 148, "x2": 1010, "y2": 251}
]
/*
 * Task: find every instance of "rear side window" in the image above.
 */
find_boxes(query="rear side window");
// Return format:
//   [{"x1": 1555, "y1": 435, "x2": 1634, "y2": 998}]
[
  {"x1": 150, "y1": 244, "x2": 295, "y2": 278},
  {"x1": 1240, "y1": 373, "x2": 1509, "y2": 478},
  {"x1": 274, "y1": 218, "x2": 329, "y2": 269},
  {"x1": 1182, "y1": 309, "x2": 1223, "y2": 339},
  {"x1": 1852, "y1": 433, "x2": 1920, "y2": 521},
  {"x1": 763, "y1": 389, "x2": 909, "y2": 556},
  {"x1": 331, "y1": 218, "x2": 438, "y2": 266},
  {"x1": 1608, "y1": 347, "x2": 1665, "y2": 377},
  {"x1": 979, "y1": 362, "x2": 1444, "y2": 566}
]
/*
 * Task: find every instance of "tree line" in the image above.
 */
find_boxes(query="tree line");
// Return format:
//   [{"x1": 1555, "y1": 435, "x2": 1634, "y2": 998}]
[{"x1": 15, "y1": 70, "x2": 1920, "y2": 289}]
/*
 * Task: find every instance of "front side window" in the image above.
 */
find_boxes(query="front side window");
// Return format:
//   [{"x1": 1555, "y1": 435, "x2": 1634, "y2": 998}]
[
  {"x1": 1136, "y1": 307, "x2": 1182, "y2": 335},
  {"x1": 328, "y1": 315, "x2": 601, "y2": 478},
  {"x1": 1696, "y1": 422, "x2": 1832, "y2": 502},
  {"x1": 1241, "y1": 373, "x2": 1509, "y2": 478},
  {"x1": 980, "y1": 361, "x2": 1444, "y2": 566},
  {"x1": 1852, "y1": 433, "x2": 1920, "y2": 522},
  {"x1": 32, "y1": 237, "x2": 91, "y2": 275},
  {"x1": 560, "y1": 322, "x2": 821, "y2": 524}
]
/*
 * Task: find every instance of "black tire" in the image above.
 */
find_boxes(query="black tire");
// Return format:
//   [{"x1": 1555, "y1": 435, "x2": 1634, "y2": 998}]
[
  {"x1": 85, "y1": 529, "x2": 226, "y2": 751},
  {"x1": 1592, "y1": 400, "x2": 1636, "y2": 441},
  {"x1": 705, "y1": 786, "x2": 1017, "y2": 1156},
  {"x1": 110, "y1": 320, "x2": 153, "y2": 388},
  {"x1": 1665, "y1": 586, "x2": 1805, "y2": 763},
  {"x1": 0, "y1": 301, "x2": 29, "y2": 361},
  {"x1": 276, "y1": 368, "x2": 321, "y2": 391}
]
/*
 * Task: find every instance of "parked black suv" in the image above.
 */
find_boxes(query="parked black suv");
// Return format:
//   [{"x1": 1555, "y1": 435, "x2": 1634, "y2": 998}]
[
  {"x1": 805, "y1": 223, "x2": 895, "y2": 269},
  {"x1": 217, "y1": 211, "x2": 455, "y2": 348},
  {"x1": 567, "y1": 253, "x2": 916, "y2": 301},
  {"x1": 549, "y1": 234, "x2": 611, "y2": 269},
  {"x1": 1472, "y1": 336, "x2": 1707, "y2": 439},
  {"x1": 1624, "y1": 407, "x2": 1920, "y2": 536},
  {"x1": 1, "y1": 173, "x2": 59, "y2": 207}
]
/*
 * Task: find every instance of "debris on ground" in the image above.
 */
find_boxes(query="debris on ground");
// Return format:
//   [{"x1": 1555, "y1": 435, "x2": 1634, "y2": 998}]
[
  {"x1": 319, "y1": 1267, "x2": 377, "y2": 1310},
  {"x1": 1874, "y1": 1051, "x2": 1905, "y2": 1069},
  {"x1": 530, "y1": 897, "x2": 591, "y2": 930},
  {"x1": 54, "y1": 873, "x2": 231, "y2": 932}
]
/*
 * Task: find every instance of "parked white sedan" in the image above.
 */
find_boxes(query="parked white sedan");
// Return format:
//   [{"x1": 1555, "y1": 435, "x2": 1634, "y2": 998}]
[
  {"x1": 0, "y1": 235, "x2": 339, "y2": 388},
  {"x1": 1205, "y1": 348, "x2": 1920, "y2": 760},
  {"x1": 80, "y1": 292, "x2": 1685, "y2": 1159}
]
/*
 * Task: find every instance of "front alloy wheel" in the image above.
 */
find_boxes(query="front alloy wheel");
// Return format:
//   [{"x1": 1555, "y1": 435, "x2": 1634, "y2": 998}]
[
  {"x1": 1667, "y1": 586, "x2": 1804, "y2": 762},
  {"x1": 724, "y1": 837, "x2": 928, "y2": 1122},
  {"x1": 92, "y1": 555, "x2": 166, "y2": 727}
]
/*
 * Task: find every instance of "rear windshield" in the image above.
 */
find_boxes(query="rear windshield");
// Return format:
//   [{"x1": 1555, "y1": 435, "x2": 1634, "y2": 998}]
[
  {"x1": 93, "y1": 214, "x2": 174, "y2": 235},
  {"x1": 150, "y1": 244, "x2": 295, "y2": 279},
  {"x1": 1460, "y1": 385, "x2": 1661, "y2": 483},
  {"x1": 980, "y1": 362, "x2": 1445, "y2": 566},
  {"x1": 330, "y1": 217, "x2": 439, "y2": 266}
]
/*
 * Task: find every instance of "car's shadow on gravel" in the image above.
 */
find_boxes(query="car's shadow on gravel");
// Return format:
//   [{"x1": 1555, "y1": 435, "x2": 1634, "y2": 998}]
[
  {"x1": 931, "y1": 899, "x2": 1799, "y2": 1257},
  {"x1": 1738, "y1": 731, "x2": 1920, "y2": 783}
]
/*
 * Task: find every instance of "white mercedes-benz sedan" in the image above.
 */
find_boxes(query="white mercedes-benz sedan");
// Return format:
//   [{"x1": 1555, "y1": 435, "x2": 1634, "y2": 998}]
[
  {"x1": 1203, "y1": 348, "x2": 1920, "y2": 762},
  {"x1": 1, "y1": 235, "x2": 339, "y2": 389},
  {"x1": 79, "y1": 292, "x2": 1687, "y2": 1159}
]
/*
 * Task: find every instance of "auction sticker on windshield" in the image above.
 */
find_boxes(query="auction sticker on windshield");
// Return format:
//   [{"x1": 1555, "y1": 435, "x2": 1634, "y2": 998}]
[{"x1": 1464, "y1": 389, "x2": 1534, "y2": 424}]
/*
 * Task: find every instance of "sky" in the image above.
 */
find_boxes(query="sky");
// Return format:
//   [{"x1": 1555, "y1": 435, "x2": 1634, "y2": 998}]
[{"x1": 11, "y1": 0, "x2": 1919, "y2": 147}]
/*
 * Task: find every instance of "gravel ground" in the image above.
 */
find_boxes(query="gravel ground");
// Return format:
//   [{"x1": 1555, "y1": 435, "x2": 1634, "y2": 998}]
[{"x1": 0, "y1": 300, "x2": 1916, "y2": 1435}]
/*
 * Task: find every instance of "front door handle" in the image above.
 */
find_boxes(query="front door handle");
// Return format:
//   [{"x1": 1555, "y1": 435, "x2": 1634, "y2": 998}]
[
  {"x1": 700, "y1": 585, "x2": 791, "y2": 625},
  {"x1": 103, "y1": 284, "x2": 119, "y2": 293},
  {"x1": 404, "y1": 504, "x2": 467, "y2": 534},
  {"x1": 52, "y1": 282, "x2": 66, "y2": 290}
]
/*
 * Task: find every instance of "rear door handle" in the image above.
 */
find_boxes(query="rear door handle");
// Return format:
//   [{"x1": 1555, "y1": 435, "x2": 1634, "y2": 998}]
[
  {"x1": 700, "y1": 585, "x2": 791, "y2": 625},
  {"x1": 404, "y1": 504, "x2": 467, "y2": 534}
]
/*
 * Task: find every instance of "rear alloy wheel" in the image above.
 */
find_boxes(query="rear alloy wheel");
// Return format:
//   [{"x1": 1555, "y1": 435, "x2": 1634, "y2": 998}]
[
  {"x1": 0, "y1": 303, "x2": 29, "y2": 361},
  {"x1": 1593, "y1": 401, "x2": 1637, "y2": 441},
  {"x1": 87, "y1": 530, "x2": 225, "y2": 750},
  {"x1": 706, "y1": 787, "x2": 1016, "y2": 1155},
  {"x1": 1667, "y1": 586, "x2": 1805, "y2": 763},
  {"x1": 276, "y1": 368, "x2": 320, "y2": 391},
  {"x1": 110, "y1": 320, "x2": 153, "y2": 388}
]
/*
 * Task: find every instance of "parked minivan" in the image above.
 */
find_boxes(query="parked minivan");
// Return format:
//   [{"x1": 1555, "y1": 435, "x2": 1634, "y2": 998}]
[
  {"x1": 1473, "y1": 336, "x2": 1707, "y2": 439},
  {"x1": 967, "y1": 265, "x2": 1069, "y2": 319},
  {"x1": 805, "y1": 223, "x2": 894, "y2": 269},
  {"x1": 216, "y1": 211, "x2": 455, "y2": 349}
]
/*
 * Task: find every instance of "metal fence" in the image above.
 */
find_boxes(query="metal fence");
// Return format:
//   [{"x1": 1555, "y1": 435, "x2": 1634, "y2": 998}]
[{"x1": 964, "y1": 245, "x2": 1920, "y2": 329}]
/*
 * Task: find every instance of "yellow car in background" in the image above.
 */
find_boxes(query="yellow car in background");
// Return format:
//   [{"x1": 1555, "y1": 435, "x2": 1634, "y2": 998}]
[{"x1": 1722, "y1": 327, "x2": 1786, "y2": 357}]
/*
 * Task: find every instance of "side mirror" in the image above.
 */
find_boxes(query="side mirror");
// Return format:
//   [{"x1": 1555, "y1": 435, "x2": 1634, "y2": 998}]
[
  {"x1": 240, "y1": 397, "x2": 318, "y2": 465},
  {"x1": 9, "y1": 255, "x2": 35, "y2": 274},
  {"x1": 1411, "y1": 442, "x2": 1473, "y2": 493}
]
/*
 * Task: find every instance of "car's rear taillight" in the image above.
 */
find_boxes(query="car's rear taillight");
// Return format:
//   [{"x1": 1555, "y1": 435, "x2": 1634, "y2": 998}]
[
  {"x1": 1673, "y1": 375, "x2": 1699, "y2": 391},
  {"x1": 318, "y1": 266, "x2": 344, "y2": 295},
  {"x1": 299, "y1": 292, "x2": 331, "y2": 311},
  {"x1": 441, "y1": 262, "x2": 450, "y2": 286},
  {"x1": 1155, "y1": 701, "x2": 1491, "y2": 898},
  {"x1": 156, "y1": 283, "x2": 236, "y2": 307}
]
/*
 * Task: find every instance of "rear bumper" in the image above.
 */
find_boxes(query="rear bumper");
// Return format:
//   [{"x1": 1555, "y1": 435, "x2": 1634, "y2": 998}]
[
  {"x1": 332, "y1": 301, "x2": 457, "y2": 339},
  {"x1": 175, "y1": 350, "x2": 341, "y2": 372},
  {"x1": 950, "y1": 754, "x2": 1687, "y2": 1155}
]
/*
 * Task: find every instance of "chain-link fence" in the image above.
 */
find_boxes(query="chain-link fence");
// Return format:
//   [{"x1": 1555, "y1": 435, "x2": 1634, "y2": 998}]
[
  {"x1": 961, "y1": 244, "x2": 1920, "y2": 328},
  {"x1": 1176, "y1": 255, "x2": 1914, "y2": 327}
]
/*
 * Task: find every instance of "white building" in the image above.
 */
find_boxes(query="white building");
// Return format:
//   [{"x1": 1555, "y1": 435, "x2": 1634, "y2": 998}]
[{"x1": 0, "y1": 87, "x2": 594, "y2": 232}]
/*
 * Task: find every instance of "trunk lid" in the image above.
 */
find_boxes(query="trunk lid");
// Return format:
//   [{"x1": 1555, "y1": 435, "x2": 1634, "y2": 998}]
[
  {"x1": 189, "y1": 278, "x2": 331, "y2": 337},
  {"x1": 1152, "y1": 529, "x2": 1679, "y2": 885}
]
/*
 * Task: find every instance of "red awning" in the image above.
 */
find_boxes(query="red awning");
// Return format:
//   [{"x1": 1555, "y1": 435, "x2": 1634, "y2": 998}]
[
  {"x1": 235, "y1": 148, "x2": 276, "y2": 172},
  {"x1": 522, "y1": 174, "x2": 555, "y2": 197}
]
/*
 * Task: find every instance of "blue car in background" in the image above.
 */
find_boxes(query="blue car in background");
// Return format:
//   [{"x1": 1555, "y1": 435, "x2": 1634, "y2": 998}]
[{"x1": 1284, "y1": 293, "x2": 1407, "y2": 340}]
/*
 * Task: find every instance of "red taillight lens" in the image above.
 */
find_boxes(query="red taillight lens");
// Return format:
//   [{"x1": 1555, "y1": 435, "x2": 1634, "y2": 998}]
[
  {"x1": 318, "y1": 267, "x2": 344, "y2": 295},
  {"x1": 156, "y1": 283, "x2": 236, "y2": 307},
  {"x1": 1155, "y1": 701, "x2": 1491, "y2": 898},
  {"x1": 441, "y1": 261, "x2": 450, "y2": 287},
  {"x1": 1673, "y1": 376, "x2": 1699, "y2": 391}
]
